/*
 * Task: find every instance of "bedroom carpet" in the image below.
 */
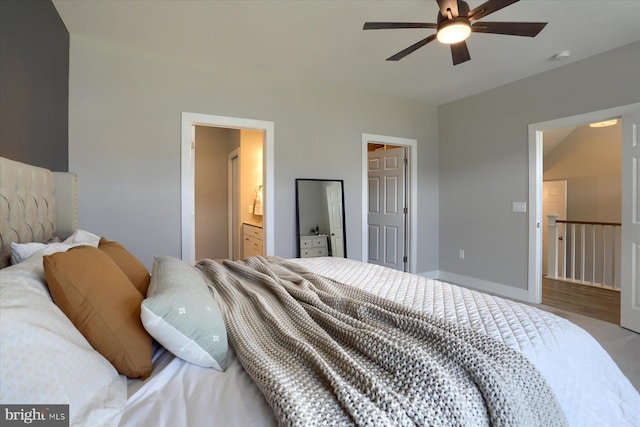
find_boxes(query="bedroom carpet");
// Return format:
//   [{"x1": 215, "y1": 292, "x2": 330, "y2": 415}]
[{"x1": 537, "y1": 304, "x2": 640, "y2": 393}]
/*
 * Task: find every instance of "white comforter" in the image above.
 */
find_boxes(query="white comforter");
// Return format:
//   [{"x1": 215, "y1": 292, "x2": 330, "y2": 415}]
[{"x1": 120, "y1": 257, "x2": 640, "y2": 427}]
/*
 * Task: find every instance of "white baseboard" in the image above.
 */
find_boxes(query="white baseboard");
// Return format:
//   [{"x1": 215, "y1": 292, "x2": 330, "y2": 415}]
[
  {"x1": 418, "y1": 270, "x2": 439, "y2": 279},
  {"x1": 416, "y1": 270, "x2": 529, "y2": 303}
]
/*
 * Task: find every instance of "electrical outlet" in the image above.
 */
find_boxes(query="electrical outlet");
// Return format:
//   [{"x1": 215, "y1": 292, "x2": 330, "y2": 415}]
[
  {"x1": 458, "y1": 250, "x2": 465, "y2": 259},
  {"x1": 512, "y1": 202, "x2": 527, "y2": 213},
  {"x1": 248, "y1": 204, "x2": 254, "y2": 213}
]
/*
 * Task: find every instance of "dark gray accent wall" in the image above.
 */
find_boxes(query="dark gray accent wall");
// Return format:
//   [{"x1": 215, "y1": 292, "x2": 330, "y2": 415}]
[{"x1": 0, "y1": 0, "x2": 69, "y2": 171}]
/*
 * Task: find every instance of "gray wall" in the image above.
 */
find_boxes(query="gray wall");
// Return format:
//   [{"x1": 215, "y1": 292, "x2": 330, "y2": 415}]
[
  {"x1": 439, "y1": 41, "x2": 640, "y2": 291},
  {"x1": 0, "y1": 0, "x2": 68, "y2": 171},
  {"x1": 67, "y1": 35, "x2": 439, "y2": 271}
]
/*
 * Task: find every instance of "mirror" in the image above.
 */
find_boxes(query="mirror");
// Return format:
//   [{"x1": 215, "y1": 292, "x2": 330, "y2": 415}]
[{"x1": 295, "y1": 179, "x2": 347, "y2": 258}]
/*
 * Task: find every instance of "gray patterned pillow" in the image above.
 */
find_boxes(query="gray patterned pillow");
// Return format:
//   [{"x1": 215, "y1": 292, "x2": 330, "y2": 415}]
[{"x1": 141, "y1": 256, "x2": 228, "y2": 370}]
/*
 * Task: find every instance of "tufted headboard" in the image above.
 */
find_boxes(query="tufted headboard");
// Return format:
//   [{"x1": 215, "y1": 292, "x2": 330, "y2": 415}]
[{"x1": 0, "y1": 156, "x2": 78, "y2": 267}]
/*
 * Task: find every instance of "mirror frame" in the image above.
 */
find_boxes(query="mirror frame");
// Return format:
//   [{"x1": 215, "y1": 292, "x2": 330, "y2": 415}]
[{"x1": 295, "y1": 178, "x2": 347, "y2": 258}]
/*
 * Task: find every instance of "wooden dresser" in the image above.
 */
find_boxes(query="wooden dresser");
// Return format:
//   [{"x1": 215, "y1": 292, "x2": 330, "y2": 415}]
[{"x1": 243, "y1": 223, "x2": 263, "y2": 257}]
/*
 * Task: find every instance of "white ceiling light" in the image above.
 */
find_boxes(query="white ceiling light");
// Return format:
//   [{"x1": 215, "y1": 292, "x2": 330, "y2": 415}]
[
  {"x1": 437, "y1": 18, "x2": 472, "y2": 44},
  {"x1": 589, "y1": 119, "x2": 618, "y2": 128}
]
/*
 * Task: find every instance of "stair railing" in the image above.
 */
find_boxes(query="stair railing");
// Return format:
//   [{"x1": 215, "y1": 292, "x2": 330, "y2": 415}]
[{"x1": 547, "y1": 214, "x2": 622, "y2": 290}]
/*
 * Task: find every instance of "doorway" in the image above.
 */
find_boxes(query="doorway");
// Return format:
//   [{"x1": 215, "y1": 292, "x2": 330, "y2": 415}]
[
  {"x1": 181, "y1": 112, "x2": 274, "y2": 265},
  {"x1": 193, "y1": 126, "x2": 263, "y2": 261},
  {"x1": 540, "y1": 122, "x2": 621, "y2": 324},
  {"x1": 367, "y1": 145, "x2": 407, "y2": 271},
  {"x1": 528, "y1": 103, "x2": 640, "y2": 332},
  {"x1": 361, "y1": 133, "x2": 417, "y2": 273},
  {"x1": 193, "y1": 126, "x2": 241, "y2": 260}
]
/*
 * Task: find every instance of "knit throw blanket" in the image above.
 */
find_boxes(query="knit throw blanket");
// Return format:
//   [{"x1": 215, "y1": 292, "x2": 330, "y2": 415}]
[{"x1": 196, "y1": 256, "x2": 567, "y2": 427}]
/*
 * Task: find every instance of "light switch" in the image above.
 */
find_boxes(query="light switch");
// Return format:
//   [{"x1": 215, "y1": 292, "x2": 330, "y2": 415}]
[{"x1": 512, "y1": 202, "x2": 527, "y2": 213}]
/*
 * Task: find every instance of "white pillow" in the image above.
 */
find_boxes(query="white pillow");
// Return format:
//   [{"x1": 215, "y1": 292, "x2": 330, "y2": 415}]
[
  {"x1": 10, "y1": 241, "x2": 47, "y2": 265},
  {"x1": 3, "y1": 250, "x2": 52, "y2": 296},
  {"x1": 10, "y1": 229, "x2": 100, "y2": 264},
  {"x1": 141, "y1": 256, "x2": 228, "y2": 370},
  {"x1": 0, "y1": 262, "x2": 126, "y2": 426},
  {"x1": 63, "y1": 229, "x2": 101, "y2": 246}
]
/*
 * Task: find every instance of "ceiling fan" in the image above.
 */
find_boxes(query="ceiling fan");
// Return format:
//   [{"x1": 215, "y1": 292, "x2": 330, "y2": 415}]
[{"x1": 363, "y1": 0, "x2": 547, "y2": 65}]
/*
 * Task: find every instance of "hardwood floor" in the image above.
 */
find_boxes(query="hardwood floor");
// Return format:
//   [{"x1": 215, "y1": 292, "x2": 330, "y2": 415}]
[{"x1": 542, "y1": 277, "x2": 620, "y2": 324}]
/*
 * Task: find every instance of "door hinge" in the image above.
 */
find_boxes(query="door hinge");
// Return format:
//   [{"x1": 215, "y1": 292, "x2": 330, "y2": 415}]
[
  {"x1": 403, "y1": 207, "x2": 408, "y2": 214},
  {"x1": 403, "y1": 256, "x2": 407, "y2": 263}
]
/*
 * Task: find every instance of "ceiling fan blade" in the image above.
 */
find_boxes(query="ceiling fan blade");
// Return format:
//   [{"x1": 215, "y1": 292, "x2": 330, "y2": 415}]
[
  {"x1": 437, "y1": 0, "x2": 458, "y2": 18},
  {"x1": 387, "y1": 34, "x2": 438, "y2": 61},
  {"x1": 472, "y1": 21, "x2": 547, "y2": 37},
  {"x1": 363, "y1": 22, "x2": 437, "y2": 30},
  {"x1": 468, "y1": 0, "x2": 519, "y2": 21},
  {"x1": 450, "y1": 41, "x2": 471, "y2": 65}
]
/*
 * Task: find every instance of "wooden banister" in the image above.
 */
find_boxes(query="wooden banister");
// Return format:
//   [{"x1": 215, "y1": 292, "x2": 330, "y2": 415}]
[{"x1": 556, "y1": 220, "x2": 621, "y2": 227}]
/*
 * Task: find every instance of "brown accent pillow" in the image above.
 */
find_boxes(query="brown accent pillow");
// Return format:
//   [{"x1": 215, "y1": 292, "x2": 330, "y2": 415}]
[
  {"x1": 43, "y1": 245, "x2": 153, "y2": 379},
  {"x1": 98, "y1": 238, "x2": 150, "y2": 297}
]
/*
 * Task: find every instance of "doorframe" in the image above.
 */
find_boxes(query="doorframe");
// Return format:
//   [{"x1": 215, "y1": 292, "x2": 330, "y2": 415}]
[
  {"x1": 527, "y1": 103, "x2": 639, "y2": 304},
  {"x1": 181, "y1": 112, "x2": 274, "y2": 265},
  {"x1": 362, "y1": 133, "x2": 417, "y2": 273},
  {"x1": 541, "y1": 179, "x2": 567, "y2": 278},
  {"x1": 227, "y1": 148, "x2": 240, "y2": 259}
]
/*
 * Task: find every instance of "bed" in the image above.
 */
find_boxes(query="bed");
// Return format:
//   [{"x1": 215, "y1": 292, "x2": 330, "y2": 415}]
[{"x1": 1, "y1": 156, "x2": 639, "y2": 427}]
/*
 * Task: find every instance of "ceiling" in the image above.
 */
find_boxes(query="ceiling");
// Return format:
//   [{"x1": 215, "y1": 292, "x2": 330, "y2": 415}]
[{"x1": 52, "y1": 0, "x2": 640, "y2": 105}]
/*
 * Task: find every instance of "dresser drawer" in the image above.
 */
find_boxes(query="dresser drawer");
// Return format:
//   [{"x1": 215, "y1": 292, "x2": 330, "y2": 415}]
[
  {"x1": 301, "y1": 247, "x2": 328, "y2": 258},
  {"x1": 311, "y1": 237, "x2": 326, "y2": 248},
  {"x1": 243, "y1": 224, "x2": 263, "y2": 257},
  {"x1": 243, "y1": 224, "x2": 263, "y2": 240}
]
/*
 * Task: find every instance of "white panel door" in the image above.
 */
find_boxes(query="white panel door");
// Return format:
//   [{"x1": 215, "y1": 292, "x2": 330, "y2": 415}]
[
  {"x1": 543, "y1": 180, "x2": 567, "y2": 276},
  {"x1": 367, "y1": 147, "x2": 406, "y2": 271},
  {"x1": 368, "y1": 173, "x2": 381, "y2": 263},
  {"x1": 621, "y1": 110, "x2": 640, "y2": 332},
  {"x1": 326, "y1": 183, "x2": 344, "y2": 257}
]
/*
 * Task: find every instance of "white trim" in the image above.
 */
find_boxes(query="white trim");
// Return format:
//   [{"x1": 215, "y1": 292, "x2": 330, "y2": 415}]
[
  {"x1": 227, "y1": 148, "x2": 240, "y2": 259},
  {"x1": 527, "y1": 126, "x2": 544, "y2": 303},
  {"x1": 416, "y1": 270, "x2": 439, "y2": 279},
  {"x1": 181, "y1": 112, "x2": 274, "y2": 265},
  {"x1": 419, "y1": 271, "x2": 529, "y2": 302},
  {"x1": 527, "y1": 103, "x2": 640, "y2": 304},
  {"x1": 362, "y1": 133, "x2": 418, "y2": 273}
]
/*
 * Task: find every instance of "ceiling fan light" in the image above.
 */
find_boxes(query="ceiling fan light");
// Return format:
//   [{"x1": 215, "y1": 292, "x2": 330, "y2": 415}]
[{"x1": 437, "y1": 19, "x2": 471, "y2": 44}]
